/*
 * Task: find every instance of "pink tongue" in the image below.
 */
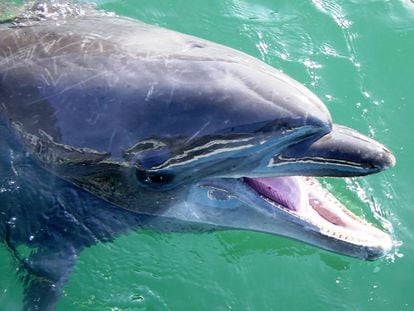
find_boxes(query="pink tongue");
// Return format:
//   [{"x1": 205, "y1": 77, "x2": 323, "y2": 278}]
[{"x1": 245, "y1": 177, "x2": 304, "y2": 211}]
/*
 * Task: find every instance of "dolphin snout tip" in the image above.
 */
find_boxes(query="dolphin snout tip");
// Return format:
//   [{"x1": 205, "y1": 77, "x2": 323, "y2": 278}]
[
  {"x1": 386, "y1": 149, "x2": 397, "y2": 168},
  {"x1": 365, "y1": 234, "x2": 394, "y2": 261},
  {"x1": 375, "y1": 146, "x2": 396, "y2": 171}
]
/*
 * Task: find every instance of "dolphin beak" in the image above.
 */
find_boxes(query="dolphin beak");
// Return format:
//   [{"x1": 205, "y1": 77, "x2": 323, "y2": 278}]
[{"x1": 268, "y1": 125, "x2": 396, "y2": 177}]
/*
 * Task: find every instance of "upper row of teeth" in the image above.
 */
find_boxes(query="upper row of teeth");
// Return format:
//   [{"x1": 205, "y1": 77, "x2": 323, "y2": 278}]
[
  {"x1": 262, "y1": 178, "x2": 386, "y2": 247},
  {"x1": 302, "y1": 177, "x2": 372, "y2": 227}
]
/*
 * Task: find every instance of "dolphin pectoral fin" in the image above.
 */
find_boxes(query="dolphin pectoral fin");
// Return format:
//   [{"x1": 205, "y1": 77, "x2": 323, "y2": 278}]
[
  {"x1": 271, "y1": 125, "x2": 395, "y2": 177},
  {"x1": 22, "y1": 246, "x2": 78, "y2": 311}
]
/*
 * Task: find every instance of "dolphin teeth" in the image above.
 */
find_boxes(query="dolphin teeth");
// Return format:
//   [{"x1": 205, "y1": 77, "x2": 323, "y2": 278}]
[{"x1": 246, "y1": 175, "x2": 392, "y2": 250}]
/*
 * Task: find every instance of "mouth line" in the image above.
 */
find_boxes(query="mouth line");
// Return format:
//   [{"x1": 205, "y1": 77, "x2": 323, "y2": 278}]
[
  {"x1": 270, "y1": 155, "x2": 377, "y2": 171},
  {"x1": 243, "y1": 175, "x2": 393, "y2": 251}
]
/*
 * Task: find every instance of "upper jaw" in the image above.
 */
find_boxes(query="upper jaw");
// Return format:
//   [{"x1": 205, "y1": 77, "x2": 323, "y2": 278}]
[{"x1": 249, "y1": 124, "x2": 395, "y2": 178}]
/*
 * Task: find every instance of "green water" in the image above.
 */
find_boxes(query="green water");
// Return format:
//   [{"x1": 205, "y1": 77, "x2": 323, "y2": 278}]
[{"x1": 1, "y1": 0, "x2": 414, "y2": 310}]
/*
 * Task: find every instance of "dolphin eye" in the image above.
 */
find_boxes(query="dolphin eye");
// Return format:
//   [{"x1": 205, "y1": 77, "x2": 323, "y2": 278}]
[{"x1": 136, "y1": 169, "x2": 174, "y2": 187}]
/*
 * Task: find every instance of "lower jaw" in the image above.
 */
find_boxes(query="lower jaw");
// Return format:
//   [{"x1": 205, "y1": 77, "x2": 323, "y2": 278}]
[{"x1": 244, "y1": 175, "x2": 393, "y2": 257}]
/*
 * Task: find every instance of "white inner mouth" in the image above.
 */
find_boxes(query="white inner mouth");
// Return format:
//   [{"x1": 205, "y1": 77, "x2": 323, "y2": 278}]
[{"x1": 244, "y1": 176, "x2": 393, "y2": 250}]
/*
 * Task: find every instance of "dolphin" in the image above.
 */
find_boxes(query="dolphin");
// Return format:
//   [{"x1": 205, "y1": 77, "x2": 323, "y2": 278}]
[{"x1": 0, "y1": 1, "x2": 395, "y2": 310}]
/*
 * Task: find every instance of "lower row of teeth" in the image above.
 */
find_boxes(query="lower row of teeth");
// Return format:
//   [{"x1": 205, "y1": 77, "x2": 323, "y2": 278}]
[{"x1": 266, "y1": 177, "x2": 385, "y2": 247}]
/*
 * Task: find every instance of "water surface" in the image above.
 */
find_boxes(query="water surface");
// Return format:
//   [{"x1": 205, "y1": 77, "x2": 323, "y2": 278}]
[{"x1": 1, "y1": 0, "x2": 413, "y2": 310}]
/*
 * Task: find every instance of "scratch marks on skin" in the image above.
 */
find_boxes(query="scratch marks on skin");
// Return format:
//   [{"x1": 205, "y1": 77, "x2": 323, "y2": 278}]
[
  {"x1": 145, "y1": 84, "x2": 155, "y2": 102},
  {"x1": 108, "y1": 128, "x2": 118, "y2": 153},
  {"x1": 41, "y1": 65, "x2": 62, "y2": 87},
  {"x1": 52, "y1": 56, "x2": 60, "y2": 78},
  {"x1": 24, "y1": 71, "x2": 107, "y2": 107},
  {"x1": 23, "y1": 45, "x2": 36, "y2": 61},
  {"x1": 54, "y1": 40, "x2": 85, "y2": 54},
  {"x1": 41, "y1": 39, "x2": 58, "y2": 54},
  {"x1": 61, "y1": 71, "x2": 107, "y2": 94},
  {"x1": 38, "y1": 32, "x2": 59, "y2": 54},
  {"x1": 0, "y1": 48, "x2": 12, "y2": 68},
  {"x1": 1, "y1": 42, "x2": 48, "y2": 72},
  {"x1": 185, "y1": 121, "x2": 211, "y2": 143},
  {"x1": 1, "y1": 45, "x2": 35, "y2": 68}
]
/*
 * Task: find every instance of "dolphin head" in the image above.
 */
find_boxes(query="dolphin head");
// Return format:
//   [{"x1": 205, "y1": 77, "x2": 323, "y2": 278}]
[
  {"x1": 54, "y1": 59, "x2": 394, "y2": 260},
  {"x1": 115, "y1": 57, "x2": 394, "y2": 260},
  {"x1": 0, "y1": 15, "x2": 395, "y2": 260}
]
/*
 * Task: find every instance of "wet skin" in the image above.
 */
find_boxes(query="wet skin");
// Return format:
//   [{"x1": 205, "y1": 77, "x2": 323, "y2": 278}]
[{"x1": 0, "y1": 7, "x2": 395, "y2": 310}]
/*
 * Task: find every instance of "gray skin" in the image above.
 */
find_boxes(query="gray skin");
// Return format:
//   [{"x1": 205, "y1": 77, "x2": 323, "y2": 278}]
[{"x1": 0, "y1": 2, "x2": 395, "y2": 310}]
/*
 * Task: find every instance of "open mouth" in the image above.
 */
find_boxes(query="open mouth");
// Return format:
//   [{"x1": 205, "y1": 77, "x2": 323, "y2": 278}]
[{"x1": 244, "y1": 176, "x2": 393, "y2": 259}]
